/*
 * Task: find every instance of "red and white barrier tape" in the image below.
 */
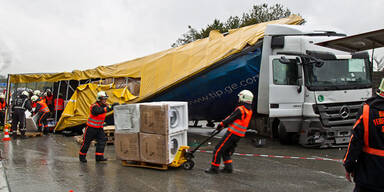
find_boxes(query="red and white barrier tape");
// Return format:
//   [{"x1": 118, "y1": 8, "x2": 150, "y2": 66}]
[{"x1": 196, "y1": 150, "x2": 342, "y2": 163}]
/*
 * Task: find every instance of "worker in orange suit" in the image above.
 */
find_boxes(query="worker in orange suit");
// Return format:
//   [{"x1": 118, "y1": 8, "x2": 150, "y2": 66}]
[
  {"x1": 31, "y1": 95, "x2": 50, "y2": 135},
  {"x1": 54, "y1": 93, "x2": 64, "y2": 120},
  {"x1": 44, "y1": 89, "x2": 54, "y2": 117},
  {"x1": 205, "y1": 90, "x2": 253, "y2": 174}
]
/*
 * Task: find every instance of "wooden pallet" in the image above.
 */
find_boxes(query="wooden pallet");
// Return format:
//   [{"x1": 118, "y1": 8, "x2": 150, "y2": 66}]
[
  {"x1": 121, "y1": 160, "x2": 168, "y2": 170},
  {"x1": 74, "y1": 126, "x2": 115, "y2": 145},
  {"x1": 16, "y1": 132, "x2": 44, "y2": 137},
  {"x1": 74, "y1": 135, "x2": 113, "y2": 145}
]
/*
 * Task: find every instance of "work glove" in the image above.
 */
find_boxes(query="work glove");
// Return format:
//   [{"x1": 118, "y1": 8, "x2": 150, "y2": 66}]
[
  {"x1": 112, "y1": 102, "x2": 119, "y2": 108},
  {"x1": 216, "y1": 123, "x2": 223, "y2": 131}
]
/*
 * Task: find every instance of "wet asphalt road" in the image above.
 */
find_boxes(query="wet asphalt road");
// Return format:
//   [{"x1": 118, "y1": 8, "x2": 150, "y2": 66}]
[{"x1": 0, "y1": 129, "x2": 353, "y2": 192}]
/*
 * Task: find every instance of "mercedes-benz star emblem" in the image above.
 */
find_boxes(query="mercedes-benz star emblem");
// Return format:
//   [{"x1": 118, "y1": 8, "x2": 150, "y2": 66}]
[{"x1": 339, "y1": 106, "x2": 350, "y2": 119}]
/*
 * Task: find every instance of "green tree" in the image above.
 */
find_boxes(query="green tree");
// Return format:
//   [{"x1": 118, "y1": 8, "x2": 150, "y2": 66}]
[{"x1": 172, "y1": 3, "x2": 302, "y2": 47}]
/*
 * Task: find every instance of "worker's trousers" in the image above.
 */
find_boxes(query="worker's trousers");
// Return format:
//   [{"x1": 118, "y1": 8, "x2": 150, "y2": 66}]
[
  {"x1": 11, "y1": 109, "x2": 26, "y2": 135},
  {"x1": 0, "y1": 110, "x2": 5, "y2": 126},
  {"x1": 211, "y1": 131, "x2": 241, "y2": 167},
  {"x1": 79, "y1": 126, "x2": 107, "y2": 158},
  {"x1": 36, "y1": 112, "x2": 49, "y2": 133}
]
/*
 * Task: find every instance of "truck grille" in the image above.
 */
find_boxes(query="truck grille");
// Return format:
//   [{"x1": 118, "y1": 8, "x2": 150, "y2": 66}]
[{"x1": 316, "y1": 102, "x2": 363, "y2": 127}]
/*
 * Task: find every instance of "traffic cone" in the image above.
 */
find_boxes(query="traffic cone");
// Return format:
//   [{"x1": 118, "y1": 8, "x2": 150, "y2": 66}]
[{"x1": 3, "y1": 124, "x2": 11, "y2": 141}]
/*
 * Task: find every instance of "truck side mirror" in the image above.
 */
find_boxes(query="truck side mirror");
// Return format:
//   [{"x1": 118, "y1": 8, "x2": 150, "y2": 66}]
[{"x1": 278, "y1": 56, "x2": 292, "y2": 64}]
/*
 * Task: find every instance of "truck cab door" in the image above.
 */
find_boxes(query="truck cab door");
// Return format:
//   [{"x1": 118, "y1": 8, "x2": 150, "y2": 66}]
[{"x1": 269, "y1": 55, "x2": 304, "y2": 117}]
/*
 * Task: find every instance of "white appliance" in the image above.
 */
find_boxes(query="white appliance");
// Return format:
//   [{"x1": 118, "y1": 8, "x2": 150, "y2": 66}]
[
  {"x1": 168, "y1": 130, "x2": 188, "y2": 163},
  {"x1": 158, "y1": 101, "x2": 188, "y2": 134},
  {"x1": 114, "y1": 104, "x2": 140, "y2": 132}
]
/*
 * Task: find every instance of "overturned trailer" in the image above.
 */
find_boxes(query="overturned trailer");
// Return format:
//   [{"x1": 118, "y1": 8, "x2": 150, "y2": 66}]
[
  {"x1": 5, "y1": 15, "x2": 303, "y2": 133},
  {"x1": 7, "y1": 14, "x2": 384, "y2": 148}
]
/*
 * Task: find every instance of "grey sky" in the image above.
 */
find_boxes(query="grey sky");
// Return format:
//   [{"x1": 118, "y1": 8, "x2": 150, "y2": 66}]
[{"x1": 0, "y1": 0, "x2": 383, "y2": 75}]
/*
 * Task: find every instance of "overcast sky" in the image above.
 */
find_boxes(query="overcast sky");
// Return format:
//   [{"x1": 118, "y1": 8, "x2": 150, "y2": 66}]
[{"x1": 0, "y1": 0, "x2": 383, "y2": 75}]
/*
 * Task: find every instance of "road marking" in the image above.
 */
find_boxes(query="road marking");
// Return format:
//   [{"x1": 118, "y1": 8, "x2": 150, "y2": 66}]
[{"x1": 196, "y1": 150, "x2": 342, "y2": 163}]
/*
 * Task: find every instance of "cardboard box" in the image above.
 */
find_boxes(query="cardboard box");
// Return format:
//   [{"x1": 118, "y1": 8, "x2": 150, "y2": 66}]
[
  {"x1": 102, "y1": 78, "x2": 114, "y2": 85},
  {"x1": 115, "y1": 132, "x2": 140, "y2": 161},
  {"x1": 115, "y1": 77, "x2": 127, "y2": 89},
  {"x1": 139, "y1": 133, "x2": 168, "y2": 164},
  {"x1": 25, "y1": 115, "x2": 39, "y2": 132},
  {"x1": 140, "y1": 104, "x2": 169, "y2": 135},
  {"x1": 127, "y1": 78, "x2": 140, "y2": 96}
]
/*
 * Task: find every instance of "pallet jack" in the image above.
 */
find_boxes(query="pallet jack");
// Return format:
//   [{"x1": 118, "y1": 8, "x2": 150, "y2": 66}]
[{"x1": 169, "y1": 129, "x2": 221, "y2": 170}]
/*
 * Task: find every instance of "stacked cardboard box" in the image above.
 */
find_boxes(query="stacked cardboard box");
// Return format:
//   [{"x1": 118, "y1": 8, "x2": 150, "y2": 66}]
[
  {"x1": 25, "y1": 114, "x2": 39, "y2": 132},
  {"x1": 114, "y1": 102, "x2": 188, "y2": 164},
  {"x1": 114, "y1": 104, "x2": 141, "y2": 161}
]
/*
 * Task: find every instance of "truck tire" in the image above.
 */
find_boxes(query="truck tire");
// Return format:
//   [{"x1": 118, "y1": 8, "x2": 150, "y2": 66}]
[{"x1": 278, "y1": 122, "x2": 294, "y2": 145}]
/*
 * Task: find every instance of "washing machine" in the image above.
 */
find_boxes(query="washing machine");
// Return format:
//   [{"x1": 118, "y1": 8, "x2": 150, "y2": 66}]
[
  {"x1": 159, "y1": 101, "x2": 188, "y2": 134},
  {"x1": 168, "y1": 130, "x2": 188, "y2": 163},
  {"x1": 114, "y1": 104, "x2": 140, "y2": 132}
]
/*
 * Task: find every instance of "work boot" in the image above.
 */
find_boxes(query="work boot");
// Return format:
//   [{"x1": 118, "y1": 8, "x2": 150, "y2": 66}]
[
  {"x1": 204, "y1": 166, "x2": 219, "y2": 174},
  {"x1": 95, "y1": 156, "x2": 108, "y2": 162},
  {"x1": 11, "y1": 132, "x2": 17, "y2": 138},
  {"x1": 79, "y1": 155, "x2": 87, "y2": 163},
  {"x1": 20, "y1": 133, "x2": 27, "y2": 139},
  {"x1": 221, "y1": 164, "x2": 233, "y2": 173}
]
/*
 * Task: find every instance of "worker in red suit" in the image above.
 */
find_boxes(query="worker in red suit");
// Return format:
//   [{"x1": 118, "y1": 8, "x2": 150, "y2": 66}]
[
  {"x1": 0, "y1": 94, "x2": 6, "y2": 127},
  {"x1": 79, "y1": 91, "x2": 118, "y2": 163}
]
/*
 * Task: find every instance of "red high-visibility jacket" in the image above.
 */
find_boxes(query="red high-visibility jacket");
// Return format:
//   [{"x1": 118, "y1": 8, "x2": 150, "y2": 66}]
[{"x1": 54, "y1": 98, "x2": 64, "y2": 111}]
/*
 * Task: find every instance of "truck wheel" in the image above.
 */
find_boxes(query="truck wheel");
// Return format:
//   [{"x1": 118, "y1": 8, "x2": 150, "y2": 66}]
[
  {"x1": 278, "y1": 123, "x2": 294, "y2": 145},
  {"x1": 183, "y1": 160, "x2": 195, "y2": 170}
]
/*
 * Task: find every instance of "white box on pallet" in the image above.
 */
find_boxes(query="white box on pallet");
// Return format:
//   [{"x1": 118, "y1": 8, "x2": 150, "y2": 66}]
[
  {"x1": 168, "y1": 130, "x2": 188, "y2": 164},
  {"x1": 140, "y1": 102, "x2": 188, "y2": 135},
  {"x1": 114, "y1": 104, "x2": 140, "y2": 133},
  {"x1": 139, "y1": 130, "x2": 188, "y2": 164},
  {"x1": 160, "y1": 102, "x2": 188, "y2": 134}
]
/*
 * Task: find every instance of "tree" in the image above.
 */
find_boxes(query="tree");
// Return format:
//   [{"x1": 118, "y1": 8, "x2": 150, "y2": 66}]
[{"x1": 172, "y1": 3, "x2": 301, "y2": 47}]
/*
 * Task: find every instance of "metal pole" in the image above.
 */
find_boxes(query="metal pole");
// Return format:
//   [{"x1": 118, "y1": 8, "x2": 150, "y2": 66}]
[
  {"x1": 371, "y1": 48, "x2": 375, "y2": 83},
  {"x1": 4, "y1": 74, "x2": 11, "y2": 126},
  {"x1": 55, "y1": 81, "x2": 62, "y2": 123},
  {"x1": 54, "y1": 81, "x2": 62, "y2": 133},
  {"x1": 65, "y1": 80, "x2": 69, "y2": 100}
]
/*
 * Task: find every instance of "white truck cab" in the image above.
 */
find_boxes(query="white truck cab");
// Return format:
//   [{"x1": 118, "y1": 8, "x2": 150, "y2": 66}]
[{"x1": 257, "y1": 24, "x2": 372, "y2": 147}]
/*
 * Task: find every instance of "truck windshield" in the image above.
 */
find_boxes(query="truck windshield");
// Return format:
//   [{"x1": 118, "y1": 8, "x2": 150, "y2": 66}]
[{"x1": 303, "y1": 58, "x2": 371, "y2": 91}]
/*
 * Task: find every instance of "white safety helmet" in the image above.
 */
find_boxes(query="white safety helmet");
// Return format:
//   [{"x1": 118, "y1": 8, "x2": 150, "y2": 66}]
[
  {"x1": 377, "y1": 78, "x2": 384, "y2": 98},
  {"x1": 238, "y1": 90, "x2": 254, "y2": 104},
  {"x1": 21, "y1": 91, "x2": 29, "y2": 97},
  {"x1": 0, "y1": 94, "x2": 5, "y2": 99},
  {"x1": 33, "y1": 90, "x2": 41, "y2": 96},
  {"x1": 31, "y1": 95, "x2": 39, "y2": 102},
  {"x1": 46, "y1": 89, "x2": 51, "y2": 92},
  {"x1": 97, "y1": 91, "x2": 108, "y2": 101}
]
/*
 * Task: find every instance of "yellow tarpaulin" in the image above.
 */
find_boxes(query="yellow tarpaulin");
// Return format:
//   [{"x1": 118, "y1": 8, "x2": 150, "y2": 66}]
[
  {"x1": 55, "y1": 83, "x2": 136, "y2": 131},
  {"x1": 10, "y1": 15, "x2": 303, "y2": 102}
]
